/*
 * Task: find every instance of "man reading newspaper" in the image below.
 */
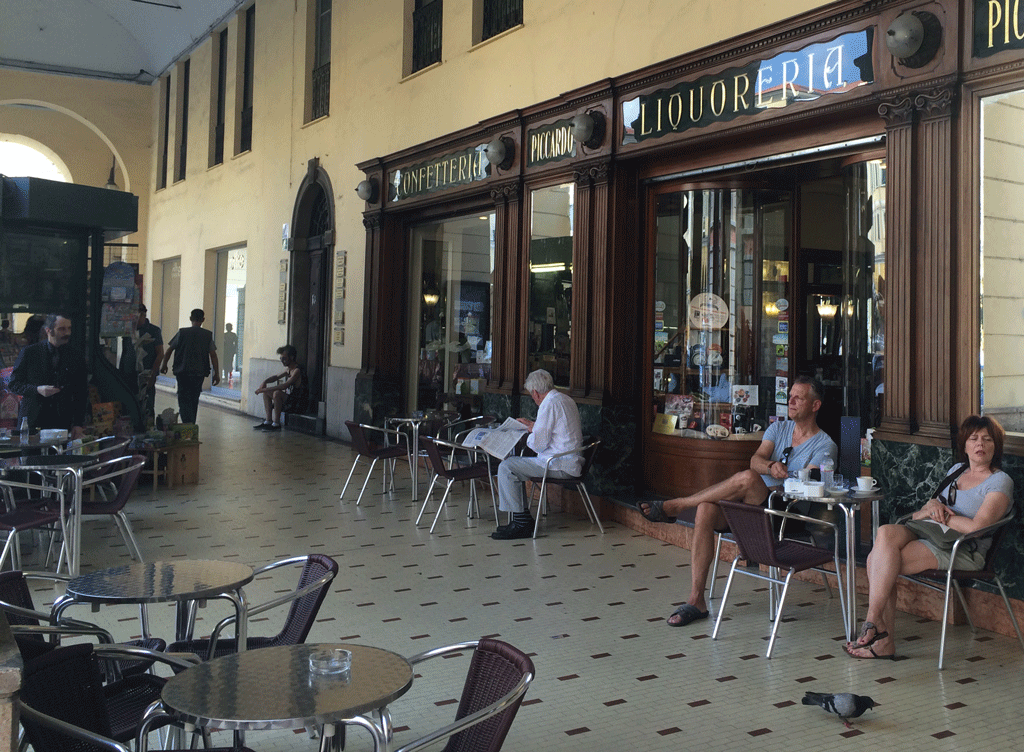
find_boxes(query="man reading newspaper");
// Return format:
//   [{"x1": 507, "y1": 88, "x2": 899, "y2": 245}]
[{"x1": 490, "y1": 369, "x2": 583, "y2": 540}]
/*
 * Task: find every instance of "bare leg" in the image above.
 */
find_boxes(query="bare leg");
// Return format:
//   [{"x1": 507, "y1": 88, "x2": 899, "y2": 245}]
[
  {"x1": 846, "y1": 524, "x2": 936, "y2": 657},
  {"x1": 262, "y1": 392, "x2": 274, "y2": 422},
  {"x1": 641, "y1": 469, "x2": 770, "y2": 520},
  {"x1": 272, "y1": 391, "x2": 286, "y2": 424},
  {"x1": 684, "y1": 501, "x2": 727, "y2": 614}
]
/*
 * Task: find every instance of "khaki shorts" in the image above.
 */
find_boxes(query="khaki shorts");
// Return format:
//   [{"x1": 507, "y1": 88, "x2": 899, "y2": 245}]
[{"x1": 918, "y1": 539, "x2": 986, "y2": 571}]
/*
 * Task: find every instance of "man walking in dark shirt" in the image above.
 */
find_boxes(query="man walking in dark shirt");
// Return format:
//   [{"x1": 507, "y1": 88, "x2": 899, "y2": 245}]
[{"x1": 160, "y1": 309, "x2": 219, "y2": 424}]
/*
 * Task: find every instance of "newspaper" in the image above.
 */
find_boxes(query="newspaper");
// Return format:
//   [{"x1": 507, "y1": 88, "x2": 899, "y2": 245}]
[{"x1": 460, "y1": 417, "x2": 530, "y2": 460}]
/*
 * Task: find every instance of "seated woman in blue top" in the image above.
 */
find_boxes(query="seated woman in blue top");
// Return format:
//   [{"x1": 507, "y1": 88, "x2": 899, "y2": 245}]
[{"x1": 845, "y1": 414, "x2": 1014, "y2": 660}]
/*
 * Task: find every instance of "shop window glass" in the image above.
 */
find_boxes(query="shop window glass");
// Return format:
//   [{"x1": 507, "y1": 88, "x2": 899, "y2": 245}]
[
  {"x1": 528, "y1": 183, "x2": 574, "y2": 387},
  {"x1": 408, "y1": 213, "x2": 494, "y2": 414},
  {"x1": 158, "y1": 258, "x2": 181, "y2": 335},
  {"x1": 980, "y1": 89, "x2": 1024, "y2": 433},
  {"x1": 653, "y1": 189, "x2": 789, "y2": 439}
]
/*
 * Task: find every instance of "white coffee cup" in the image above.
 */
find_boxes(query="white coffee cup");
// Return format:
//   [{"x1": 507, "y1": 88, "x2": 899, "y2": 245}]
[
  {"x1": 797, "y1": 468, "x2": 811, "y2": 482},
  {"x1": 803, "y1": 481, "x2": 825, "y2": 498},
  {"x1": 856, "y1": 476, "x2": 879, "y2": 493}
]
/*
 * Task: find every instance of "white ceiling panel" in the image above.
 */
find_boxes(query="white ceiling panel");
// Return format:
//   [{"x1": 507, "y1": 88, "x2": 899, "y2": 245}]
[{"x1": 0, "y1": 0, "x2": 247, "y2": 83}]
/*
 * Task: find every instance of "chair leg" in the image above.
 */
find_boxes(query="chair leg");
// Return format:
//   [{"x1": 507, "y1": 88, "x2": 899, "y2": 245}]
[
  {"x1": 577, "y1": 484, "x2": 604, "y2": 534},
  {"x1": 532, "y1": 480, "x2": 547, "y2": 539},
  {"x1": 766, "y1": 570, "x2": 795, "y2": 659},
  {"x1": 938, "y1": 568, "x2": 956, "y2": 670},
  {"x1": 339, "y1": 458, "x2": 361, "y2": 501},
  {"x1": 415, "y1": 475, "x2": 440, "y2": 526},
  {"x1": 114, "y1": 512, "x2": 144, "y2": 562},
  {"x1": 428, "y1": 481, "x2": 456, "y2": 533},
  {"x1": 708, "y1": 533, "x2": 723, "y2": 600},
  {"x1": 711, "y1": 558, "x2": 740, "y2": 640},
  {"x1": 355, "y1": 459, "x2": 379, "y2": 505},
  {"x1": 951, "y1": 581, "x2": 975, "y2": 632}
]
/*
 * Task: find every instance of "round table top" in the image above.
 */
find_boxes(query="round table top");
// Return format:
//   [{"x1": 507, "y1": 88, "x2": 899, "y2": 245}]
[
  {"x1": 0, "y1": 452, "x2": 99, "y2": 471},
  {"x1": 161, "y1": 643, "x2": 414, "y2": 731},
  {"x1": 66, "y1": 560, "x2": 255, "y2": 604}
]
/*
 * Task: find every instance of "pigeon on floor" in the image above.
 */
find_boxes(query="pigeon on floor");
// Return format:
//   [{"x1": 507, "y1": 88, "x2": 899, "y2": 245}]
[{"x1": 802, "y1": 692, "x2": 876, "y2": 728}]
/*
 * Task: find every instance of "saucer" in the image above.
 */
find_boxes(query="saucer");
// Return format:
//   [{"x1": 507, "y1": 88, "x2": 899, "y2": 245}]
[
  {"x1": 826, "y1": 487, "x2": 850, "y2": 498},
  {"x1": 851, "y1": 489, "x2": 878, "y2": 498}
]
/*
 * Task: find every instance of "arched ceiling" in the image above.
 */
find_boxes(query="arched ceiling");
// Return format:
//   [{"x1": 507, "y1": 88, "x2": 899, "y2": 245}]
[{"x1": 0, "y1": 0, "x2": 248, "y2": 84}]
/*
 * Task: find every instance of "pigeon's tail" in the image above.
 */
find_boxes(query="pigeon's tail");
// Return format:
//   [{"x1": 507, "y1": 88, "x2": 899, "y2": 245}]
[{"x1": 802, "y1": 692, "x2": 826, "y2": 707}]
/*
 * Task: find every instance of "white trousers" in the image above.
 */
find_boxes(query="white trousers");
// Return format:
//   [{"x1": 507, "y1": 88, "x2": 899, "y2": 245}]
[{"x1": 497, "y1": 456, "x2": 572, "y2": 514}]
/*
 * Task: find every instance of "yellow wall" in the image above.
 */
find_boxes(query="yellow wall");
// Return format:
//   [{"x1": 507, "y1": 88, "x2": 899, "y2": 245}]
[{"x1": 2, "y1": 0, "x2": 833, "y2": 418}]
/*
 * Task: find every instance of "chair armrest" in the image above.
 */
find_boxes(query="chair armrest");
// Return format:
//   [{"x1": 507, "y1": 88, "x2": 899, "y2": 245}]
[
  {"x1": 763, "y1": 506, "x2": 841, "y2": 548},
  {"x1": 406, "y1": 640, "x2": 480, "y2": 666},
  {"x1": 17, "y1": 700, "x2": 131, "y2": 752},
  {"x1": 80, "y1": 456, "x2": 145, "y2": 488},
  {"x1": 10, "y1": 623, "x2": 117, "y2": 644},
  {"x1": 534, "y1": 440, "x2": 596, "y2": 476},
  {"x1": 362, "y1": 423, "x2": 411, "y2": 450},
  {"x1": 93, "y1": 644, "x2": 199, "y2": 672},
  {"x1": 895, "y1": 511, "x2": 1013, "y2": 542}
]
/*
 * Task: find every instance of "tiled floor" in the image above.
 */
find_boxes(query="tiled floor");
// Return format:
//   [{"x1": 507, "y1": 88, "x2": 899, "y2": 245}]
[{"x1": 25, "y1": 398, "x2": 1024, "y2": 751}]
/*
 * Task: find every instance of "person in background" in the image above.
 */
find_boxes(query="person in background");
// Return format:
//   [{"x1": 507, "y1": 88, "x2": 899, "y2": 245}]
[
  {"x1": 253, "y1": 345, "x2": 309, "y2": 430},
  {"x1": 9, "y1": 313, "x2": 88, "y2": 438},
  {"x1": 160, "y1": 309, "x2": 219, "y2": 424},
  {"x1": 492, "y1": 369, "x2": 583, "y2": 540},
  {"x1": 222, "y1": 323, "x2": 238, "y2": 381},
  {"x1": 135, "y1": 305, "x2": 164, "y2": 419}
]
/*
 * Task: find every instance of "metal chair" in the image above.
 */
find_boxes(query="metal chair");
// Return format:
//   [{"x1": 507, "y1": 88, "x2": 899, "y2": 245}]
[
  {"x1": 416, "y1": 436, "x2": 496, "y2": 533},
  {"x1": 341, "y1": 421, "x2": 411, "y2": 505},
  {"x1": 712, "y1": 500, "x2": 843, "y2": 658},
  {"x1": 0, "y1": 477, "x2": 67, "y2": 572},
  {"x1": 64, "y1": 436, "x2": 132, "y2": 501},
  {"x1": 17, "y1": 642, "x2": 245, "y2": 752},
  {"x1": 393, "y1": 638, "x2": 535, "y2": 752},
  {"x1": 900, "y1": 512, "x2": 1024, "y2": 669},
  {"x1": 0, "y1": 569, "x2": 166, "y2": 677},
  {"x1": 525, "y1": 439, "x2": 603, "y2": 538},
  {"x1": 167, "y1": 553, "x2": 338, "y2": 660},
  {"x1": 78, "y1": 455, "x2": 147, "y2": 562}
]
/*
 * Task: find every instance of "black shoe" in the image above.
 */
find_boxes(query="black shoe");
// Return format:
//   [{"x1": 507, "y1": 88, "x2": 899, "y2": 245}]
[
  {"x1": 254, "y1": 422, "x2": 271, "y2": 430},
  {"x1": 264, "y1": 424, "x2": 281, "y2": 431},
  {"x1": 491, "y1": 522, "x2": 533, "y2": 540}
]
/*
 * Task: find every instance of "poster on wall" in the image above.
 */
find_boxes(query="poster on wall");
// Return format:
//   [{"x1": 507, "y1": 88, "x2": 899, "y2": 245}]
[
  {"x1": 688, "y1": 293, "x2": 729, "y2": 330},
  {"x1": 731, "y1": 385, "x2": 759, "y2": 406},
  {"x1": 775, "y1": 377, "x2": 788, "y2": 404}
]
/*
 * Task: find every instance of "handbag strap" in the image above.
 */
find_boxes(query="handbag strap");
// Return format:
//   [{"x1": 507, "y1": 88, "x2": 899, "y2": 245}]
[{"x1": 933, "y1": 463, "x2": 968, "y2": 504}]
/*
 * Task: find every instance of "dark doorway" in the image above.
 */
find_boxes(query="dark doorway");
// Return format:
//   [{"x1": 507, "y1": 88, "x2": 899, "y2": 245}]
[{"x1": 289, "y1": 160, "x2": 334, "y2": 416}]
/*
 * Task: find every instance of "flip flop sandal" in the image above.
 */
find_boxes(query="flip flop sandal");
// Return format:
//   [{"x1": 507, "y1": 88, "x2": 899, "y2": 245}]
[
  {"x1": 843, "y1": 642, "x2": 896, "y2": 660},
  {"x1": 853, "y1": 621, "x2": 889, "y2": 649},
  {"x1": 667, "y1": 603, "x2": 709, "y2": 627},
  {"x1": 639, "y1": 499, "x2": 676, "y2": 524}
]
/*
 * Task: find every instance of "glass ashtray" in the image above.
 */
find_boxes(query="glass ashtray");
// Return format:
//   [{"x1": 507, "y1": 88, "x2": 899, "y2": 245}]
[{"x1": 309, "y1": 648, "x2": 352, "y2": 676}]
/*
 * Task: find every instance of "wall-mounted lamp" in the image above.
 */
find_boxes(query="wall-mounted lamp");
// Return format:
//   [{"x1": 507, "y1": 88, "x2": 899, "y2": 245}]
[
  {"x1": 422, "y1": 285, "x2": 440, "y2": 306},
  {"x1": 886, "y1": 11, "x2": 941, "y2": 68},
  {"x1": 764, "y1": 301, "x2": 779, "y2": 318},
  {"x1": 484, "y1": 136, "x2": 515, "y2": 171},
  {"x1": 355, "y1": 177, "x2": 379, "y2": 203},
  {"x1": 104, "y1": 156, "x2": 119, "y2": 190},
  {"x1": 816, "y1": 298, "x2": 838, "y2": 320},
  {"x1": 570, "y1": 111, "x2": 605, "y2": 150}
]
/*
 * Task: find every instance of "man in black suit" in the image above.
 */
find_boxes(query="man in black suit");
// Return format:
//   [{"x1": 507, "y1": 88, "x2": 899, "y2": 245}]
[{"x1": 9, "y1": 313, "x2": 89, "y2": 437}]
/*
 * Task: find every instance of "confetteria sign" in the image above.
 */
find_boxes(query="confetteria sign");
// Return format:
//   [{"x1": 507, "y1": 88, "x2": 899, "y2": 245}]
[
  {"x1": 389, "y1": 145, "x2": 491, "y2": 202},
  {"x1": 622, "y1": 29, "x2": 874, "y2": 145},
  {"x1": 974, "y1": 0, "x2": 1024, "y2": 56},
  {"x1": 527, "y1": 119, "x2": 577, "y2": 167}
]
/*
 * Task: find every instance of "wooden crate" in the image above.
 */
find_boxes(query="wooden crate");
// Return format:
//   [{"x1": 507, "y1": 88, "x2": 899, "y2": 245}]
[{"x1": 166, "y1": 442, "x2": 201, "y2": 487}]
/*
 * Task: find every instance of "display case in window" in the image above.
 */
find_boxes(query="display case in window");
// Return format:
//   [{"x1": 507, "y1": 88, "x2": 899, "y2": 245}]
[{"x1": 651, "y1": 188, "x2": 791, "y2": 440}]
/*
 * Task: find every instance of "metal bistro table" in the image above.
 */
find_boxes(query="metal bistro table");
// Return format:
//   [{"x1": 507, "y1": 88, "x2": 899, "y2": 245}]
[
  {"x1": 387, "y1": 413, "x2": 451, "y2": 503},
  {"x1": 158, "y1": 643, "x2": 414, "y2": 752},
  {"x1": 0, "y1": 451, "x2": 101, "y2": 576},
  {"x1": 770, "y1": 486, "x2": 883, "y2": 642},
  {"x1": 52, "y1": 559, "x2": 254, "y2": 644}
]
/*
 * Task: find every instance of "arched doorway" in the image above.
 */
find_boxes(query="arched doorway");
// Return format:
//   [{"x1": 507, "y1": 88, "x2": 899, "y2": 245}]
[{"x1": 288, "y1": 158, "x2": 335, "y2": 422}]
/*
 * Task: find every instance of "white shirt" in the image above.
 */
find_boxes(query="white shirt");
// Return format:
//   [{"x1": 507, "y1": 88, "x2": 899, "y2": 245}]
[{"x1": 527, "y1": 389, "x2": 583, "y2": 475}]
